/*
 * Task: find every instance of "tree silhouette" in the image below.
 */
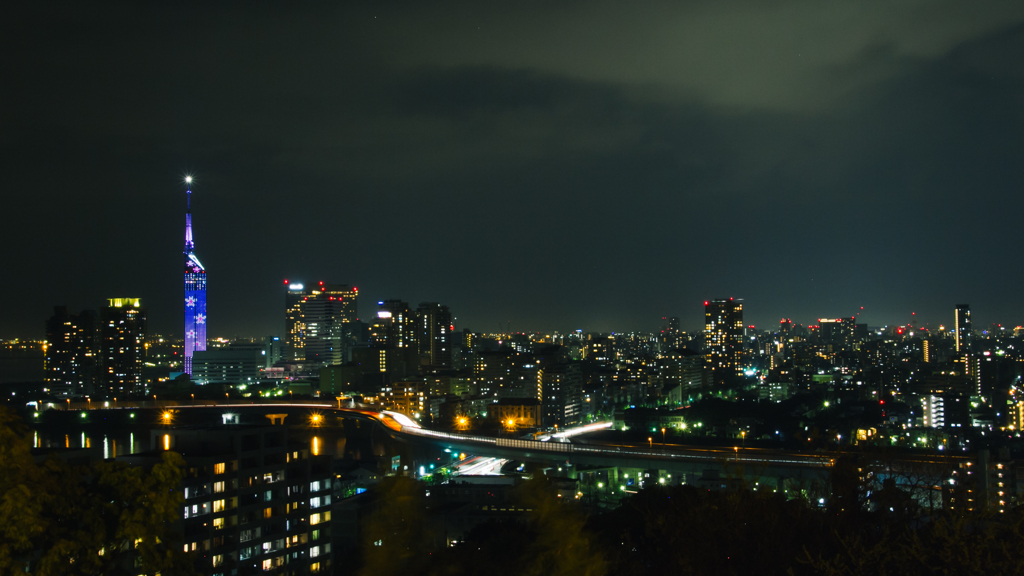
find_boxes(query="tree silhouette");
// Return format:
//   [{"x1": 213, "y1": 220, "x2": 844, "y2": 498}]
[
  {"x1": 358, "y1": 476, "x2": 430, "y2": 576},
  {"x1": 0, "y1": 408, "x2": 193, "y2": 576}
]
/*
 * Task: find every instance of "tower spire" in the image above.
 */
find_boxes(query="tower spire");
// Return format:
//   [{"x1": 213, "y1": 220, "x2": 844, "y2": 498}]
[
  {"x1": 184, "y1": 176, "x2": 194, "y2": 252},
  {"x1": 182, "y1": 175, "x2": 206, "y2": 375}
]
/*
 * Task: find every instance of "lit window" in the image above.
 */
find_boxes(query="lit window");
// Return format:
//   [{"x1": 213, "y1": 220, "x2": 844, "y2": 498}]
[
  {"x1": 213, "y1": 517, "x2": 224, "y2": 530},
  {"x1": 213, "y1": 500, "x2": 225, "y2": 513},
  {"x1": 213, "y1": 463, "x2": 226, "y2": 474},
  {"x1": 310, "y1": 513, "x2": 321, "y2": 525},
  {"x1": 213, "y1": 481, "x2": 225, "y2": 493}
]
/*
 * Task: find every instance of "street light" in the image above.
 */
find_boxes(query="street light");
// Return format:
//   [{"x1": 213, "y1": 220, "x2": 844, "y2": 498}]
[
  {"x1": 661, "y1": 427, "x2": 666, "y2": 445},
  {"x1": 648, "y1": 437, "x2": 652, "y2": 449}
]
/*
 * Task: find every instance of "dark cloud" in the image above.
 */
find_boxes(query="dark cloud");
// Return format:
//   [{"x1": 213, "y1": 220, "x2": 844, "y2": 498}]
[{"x1": 2, "y1": 2, "x2": 1023, "y2": 338}]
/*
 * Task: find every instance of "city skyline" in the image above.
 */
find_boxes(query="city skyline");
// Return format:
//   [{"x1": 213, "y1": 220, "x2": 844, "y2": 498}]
[
  {"x1": 7, "y1": 4, "x2": 1024, "y2": 575},
  {"x1": 4, "y1": 2, "x2": 1023, "y2": 338},
  {"x1": 12, "y1": 286, "x2": 1015, "y2": 341}
]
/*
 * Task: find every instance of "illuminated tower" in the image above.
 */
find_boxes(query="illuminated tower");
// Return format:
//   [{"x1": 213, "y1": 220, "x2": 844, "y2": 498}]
[{"x1": 183, "y1": 177, "x2": 207, "y2": 374}]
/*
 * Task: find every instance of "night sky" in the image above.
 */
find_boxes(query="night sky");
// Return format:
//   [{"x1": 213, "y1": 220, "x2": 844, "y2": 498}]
[{"x1": 4, "y1": 2, "x2": 1023, "y2": 338}]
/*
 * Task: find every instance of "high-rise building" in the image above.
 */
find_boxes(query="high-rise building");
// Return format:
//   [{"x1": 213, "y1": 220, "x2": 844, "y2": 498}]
[
  {"x1": 667, "y1": 316, "x2": 680, "y2": 332},
  {"x1": 263, "y1": 336, "x2": 283, "y2": 368},
  {"x1": 818, "y1": 317, "x2": 856, "y2": 349},
  {"x1": 954, "y1": 304, "x2": 980, "y2": 395},
  {"x1": 284, "y1": 282, "x2": 306, "y2": 361},
  {"x1": 45, "y1": 307, "x2": 100, "y2": 395},
  {"x1": 183, "y1": 178, "x2": 207, "y2": 375},
  {"x1": 537, "y1": 363, "x2": 583, "y2": 427},
  {"x1": 659, "y1": 348, "x2": 703, "y2": 391},
  {"x1": 284, "y1": 282, "x2": 359, "y2": 364},
  {"x1": 779, "y1": 318, "x2": 792, "y2": 337},
  {"x1": 704, "y1": 298, "x2": 743, "y2": 384},
  {"x1": 367, "y1": 300, "x2": 418, "y2": 377},
  {"x1": 303, "y1": 283, "x2": 359, "y2": 365},
  {"x1": 955, "y1": 304, "x2": 972, "y2": 353},
  {"x1": 101, "y1": 298, "x2": 146, "y2": 395},
  {"x1": 416, "y1": 302, "x2": 453, "y2": 370},
  {"x1": 659, "y1": 316, "x2": 684, "y2": 351},
  {"x1": 370, "y1": 300, "x2": 416, "y2": 350}
]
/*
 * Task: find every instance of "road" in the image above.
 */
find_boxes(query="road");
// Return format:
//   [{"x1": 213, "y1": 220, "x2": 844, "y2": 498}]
[
  {"x1": 453, "y1": 456, "x2": 508, "y2": 476},
  {"x1": 51, "y1": 401, "x2": 967, "y2": 472}
]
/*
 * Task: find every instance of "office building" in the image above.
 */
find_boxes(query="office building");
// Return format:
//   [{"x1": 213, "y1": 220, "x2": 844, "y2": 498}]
[
  {"x1": 191, "y1": 343, "x2": 266, "y2": 386},
  {"x1": 359, "y1": 301, "x2": 417, "y2": 379},
  {"x1": 100, "y1": 298, "x2": 147, "y2": 395},
  {"x1": 537, "y1": 363, "x2": 583, "y2": 427},
  {"x1": 183, "y1": 179, "x2": 208, "y2": 375},
  {"x1": 818, "y1": 317, "x2": 856, "y2": 350},
  {"x1": 285, "y1": 282, "x2": 358, "y2": 365},
  {"x1": 659, "y1": 316, "x2": 684, "y2": 351},
  {"x1": 44, "y1": 307, "x2": 100, "y2": 395},
  {"x1": 370, "y1": 300, "x2": 415, "y2": 350},
  {"x1": 285, "y1": 282, "x2": 307, "y2": 361},
  {"x1": 659, "y1": 348, "x2": 703, "y2": 391},
  {"x1": 474, "y1": 350, "x2": 519, "y2": 398},
  {"x1": 304, "y1": 283, "x2": 358, "y2": 365},
  {"x1": 955, "y1": 304, "x2": 972, "y2": 353},
  {"x1": 416, "y1": 302, "x2": 453, "y2": 370},
  {"x1": 779, "y1": 318, "x2": 792, "y2": 337},
  {"x1": 704, "y1": 298, "x2": 743, "y2": 384},
  {"x1": 264, "y1": 336, "x2": 283, "y2": 368}
]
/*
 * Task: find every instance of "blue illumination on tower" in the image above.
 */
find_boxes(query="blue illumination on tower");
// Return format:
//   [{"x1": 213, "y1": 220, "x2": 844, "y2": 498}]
[{"x1": 183, "y1": 177, "x2": 207, "y2": 374}]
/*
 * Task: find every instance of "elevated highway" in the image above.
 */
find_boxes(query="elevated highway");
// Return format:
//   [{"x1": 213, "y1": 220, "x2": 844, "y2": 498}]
[
  {"x1": 49, "y1": 400, "x2": 840, "y2": 485},
  {"x1": 46, "y1": 400, "x2": 971, "y2": 493}
]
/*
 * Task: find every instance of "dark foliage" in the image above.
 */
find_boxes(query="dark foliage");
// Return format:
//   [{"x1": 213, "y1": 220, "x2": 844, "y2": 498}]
[{"x1": 0, "y1": 407, "x2": 194, "y2": 576}]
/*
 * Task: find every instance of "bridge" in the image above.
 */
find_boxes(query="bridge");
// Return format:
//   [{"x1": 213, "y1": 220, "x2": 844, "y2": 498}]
[
  {"x1": 41, "y1": 399, "x2": 972, "y2": 502},
  {"x1": 43, "y1": 399, "x2": 846, "y2": 491}
]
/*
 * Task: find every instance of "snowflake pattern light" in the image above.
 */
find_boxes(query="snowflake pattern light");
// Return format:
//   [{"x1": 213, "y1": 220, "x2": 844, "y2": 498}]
[{"x1": 183, "y1": 181, "x2": 207, "y2": 375}]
